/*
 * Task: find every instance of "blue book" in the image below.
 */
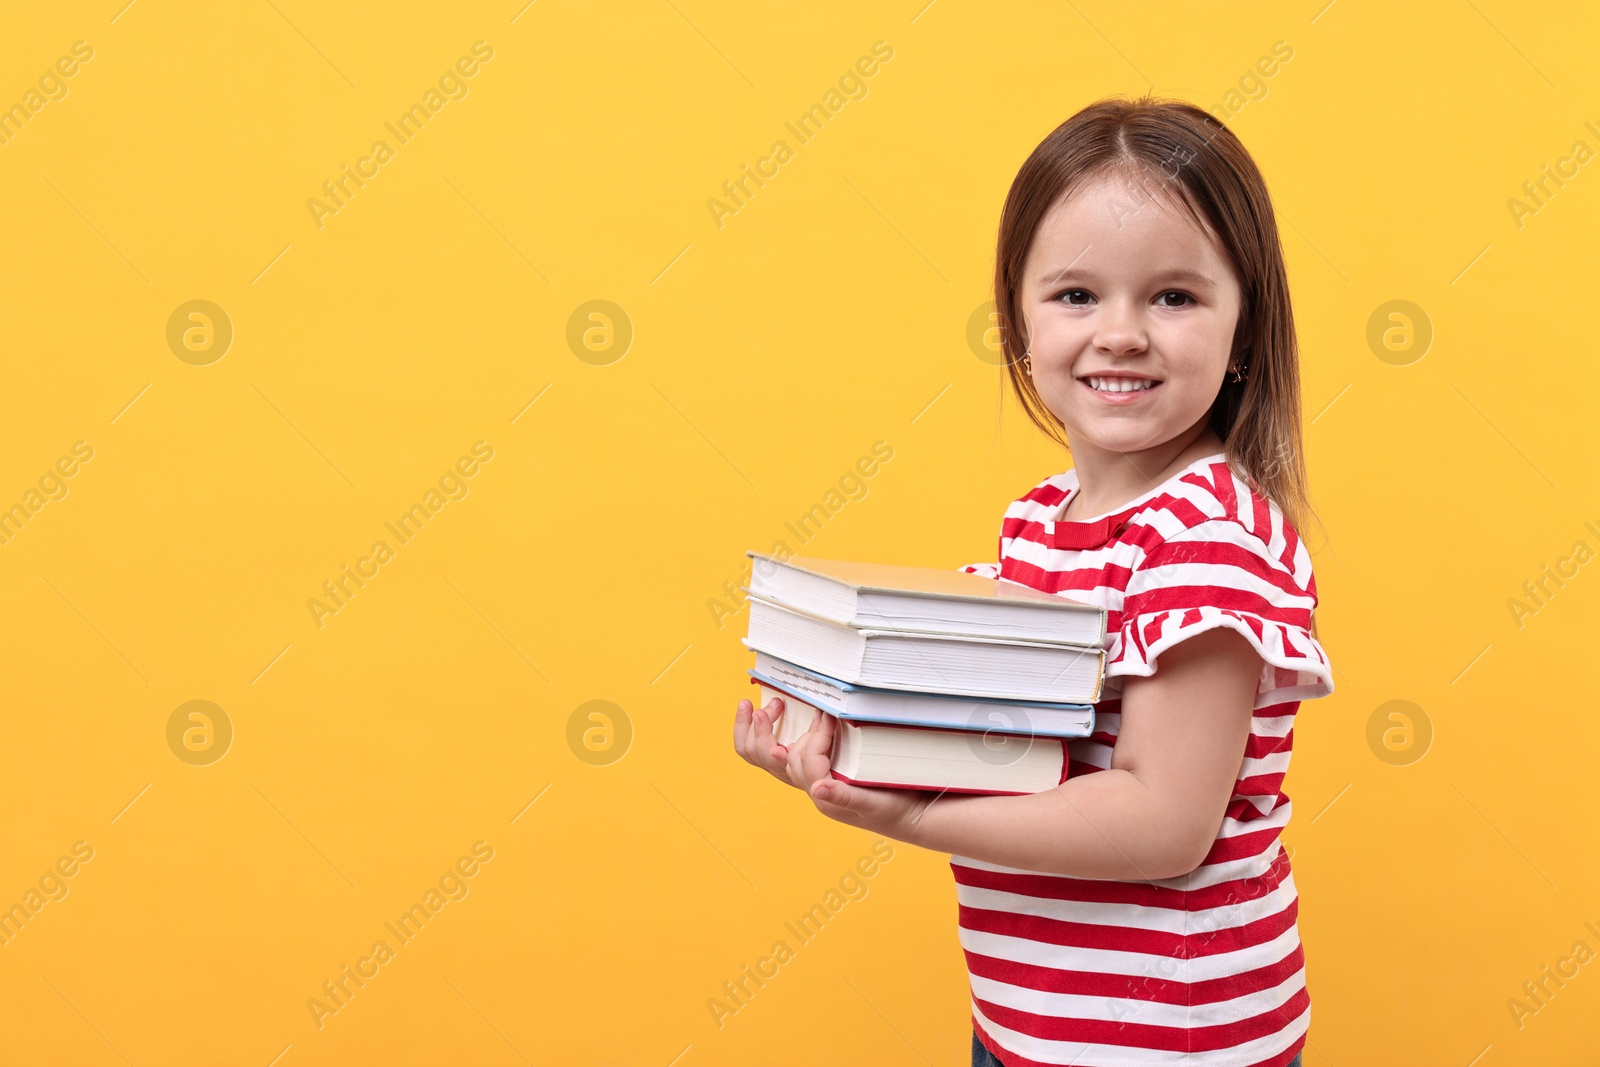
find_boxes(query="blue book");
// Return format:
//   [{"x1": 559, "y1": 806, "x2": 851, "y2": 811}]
[{"x1": 747, "y1": 650, "x2": 1094, "y2": 746}]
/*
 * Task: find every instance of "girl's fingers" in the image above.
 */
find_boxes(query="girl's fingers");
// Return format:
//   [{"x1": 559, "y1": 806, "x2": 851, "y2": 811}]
[
  {"x1": 735, "y1": 699, "x2": 766, "y2": 765},
  {"x1": 734, "y1": 699, "x2": 752, "y2": 760},
  {"x1": 738, "y1": 697, "x2": 770, "y2": 756},
  {"x1": 748, "y1": 696, "x2": 780, "y2": 752},
  {"x1": 735, "y1": 696, "x2": 792, "y2": 782},
  {"x1": 785, "y1": 711, "x2": 832, "y2": 787},
  {"x1": 756, "y1": 698, "x2": 790, "y2": 778},
  {"x1": 783, "y1": 732, "x2": 804, "y2": 786}
]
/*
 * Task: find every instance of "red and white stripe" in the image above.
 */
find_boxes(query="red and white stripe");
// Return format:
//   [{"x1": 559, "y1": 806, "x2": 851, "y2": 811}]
[{"x1": 954, "y1": 454, "x2": 1333, "y2": 1067}]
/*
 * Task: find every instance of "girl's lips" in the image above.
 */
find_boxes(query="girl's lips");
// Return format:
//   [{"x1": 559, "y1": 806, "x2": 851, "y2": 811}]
[{"x1": 1080, "y1": 378, "x2": 1162, "y2": 404}]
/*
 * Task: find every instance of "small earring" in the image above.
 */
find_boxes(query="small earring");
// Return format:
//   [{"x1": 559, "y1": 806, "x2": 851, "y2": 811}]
[
  {"x1": 1230, "y1": 349, "x2": 1250, "y2": 383},
  {"x1": 1022, "y1": 349, "x2": 1033, "y2": 374}
]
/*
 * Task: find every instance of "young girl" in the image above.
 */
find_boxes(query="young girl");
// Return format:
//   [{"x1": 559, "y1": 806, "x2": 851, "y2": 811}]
[{"x1": 734, "y1": 95, "x2": 1333, "y2": 1067}]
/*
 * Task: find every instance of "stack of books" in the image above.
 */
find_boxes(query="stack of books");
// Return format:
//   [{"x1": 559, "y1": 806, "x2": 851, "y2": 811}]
[{"x1": 739, "y1": 550, "x2": 1108, "y2": 796}]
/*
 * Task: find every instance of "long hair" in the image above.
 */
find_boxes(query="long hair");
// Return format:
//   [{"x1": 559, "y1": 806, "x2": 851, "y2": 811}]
[{"x1": 993, "y1": 94, "x2": 1324, "y2": 559}]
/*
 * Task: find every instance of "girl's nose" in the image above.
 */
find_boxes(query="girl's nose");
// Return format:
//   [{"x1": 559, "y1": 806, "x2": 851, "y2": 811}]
[{"x1": 1092, "y1": 299, "x2": 1149, "y2": 355}]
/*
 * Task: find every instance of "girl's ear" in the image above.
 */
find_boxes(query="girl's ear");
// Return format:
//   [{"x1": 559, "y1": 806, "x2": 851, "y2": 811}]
[
  {"x1": 1229, "y1": 332, "x2": 1251, "y2": 367},
  {"x1": 1010, "y1": 309, "x2": 1029, "y2": 356}
]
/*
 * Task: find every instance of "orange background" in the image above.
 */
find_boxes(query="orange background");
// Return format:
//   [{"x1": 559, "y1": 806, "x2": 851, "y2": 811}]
[{"x1": 0, "y1": 1, "x2": 1596, "y2": 1064}]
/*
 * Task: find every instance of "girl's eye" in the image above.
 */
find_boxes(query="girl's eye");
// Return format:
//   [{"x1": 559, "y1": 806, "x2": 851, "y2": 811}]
[{"x1": 1053, "y1": 289, "x2": 1196, "y2": 307}]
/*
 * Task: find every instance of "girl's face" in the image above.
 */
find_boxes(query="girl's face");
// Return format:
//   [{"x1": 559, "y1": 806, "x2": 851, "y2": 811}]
[{"x1": 1019, "y1": 174, "x2": 1244, "y2": 460}]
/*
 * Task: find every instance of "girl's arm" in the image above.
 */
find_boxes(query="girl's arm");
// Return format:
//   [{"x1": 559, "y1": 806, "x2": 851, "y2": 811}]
[
  {"x1": 754, "y1": 625, "x2": 1262, "y2": 881},
  {"x1": 905, "y1": 625, "x2": 1261, "y2": 880}
]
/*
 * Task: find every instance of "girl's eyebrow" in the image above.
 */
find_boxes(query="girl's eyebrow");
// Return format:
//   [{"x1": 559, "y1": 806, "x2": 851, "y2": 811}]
[{"x1": 1035, "y1": 266, "x2": 1216, "y2": 290}]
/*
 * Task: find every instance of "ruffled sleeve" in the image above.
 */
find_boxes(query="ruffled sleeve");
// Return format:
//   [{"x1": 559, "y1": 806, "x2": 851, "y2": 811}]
[{"x1": 1106, "y1": 519, "x2": 1334, "y2": 704}]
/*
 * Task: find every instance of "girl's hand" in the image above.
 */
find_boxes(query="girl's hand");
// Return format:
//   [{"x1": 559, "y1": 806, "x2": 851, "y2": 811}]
[
  {"x1": 733, "y1": 695, "x2": 807, "y2": 790},
  {"x1": 734, "y1": 696, "x2": 939, "y2": 840}
]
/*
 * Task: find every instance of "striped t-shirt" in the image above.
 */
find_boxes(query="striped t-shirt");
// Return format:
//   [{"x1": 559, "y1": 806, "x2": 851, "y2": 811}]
[{"x1": 954, "y1": 451, "x2": 1334, "y2": 1067}]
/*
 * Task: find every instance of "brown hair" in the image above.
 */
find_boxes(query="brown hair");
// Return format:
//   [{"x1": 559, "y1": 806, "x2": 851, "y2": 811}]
[{"x1": 993, "y1": 93, "x2": 1324, "y2": 554}]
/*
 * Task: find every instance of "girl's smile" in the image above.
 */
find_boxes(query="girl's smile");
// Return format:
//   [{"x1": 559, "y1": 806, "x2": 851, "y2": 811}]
[{"x1": 1079, "y1": 372, "x2": 1162, "y2": 403}]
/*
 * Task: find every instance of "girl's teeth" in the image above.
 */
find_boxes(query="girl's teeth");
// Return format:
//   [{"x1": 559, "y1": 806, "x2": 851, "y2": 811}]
[{"x1": 1089, "y1": 377, "x2": 1156, "y2": 392}]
